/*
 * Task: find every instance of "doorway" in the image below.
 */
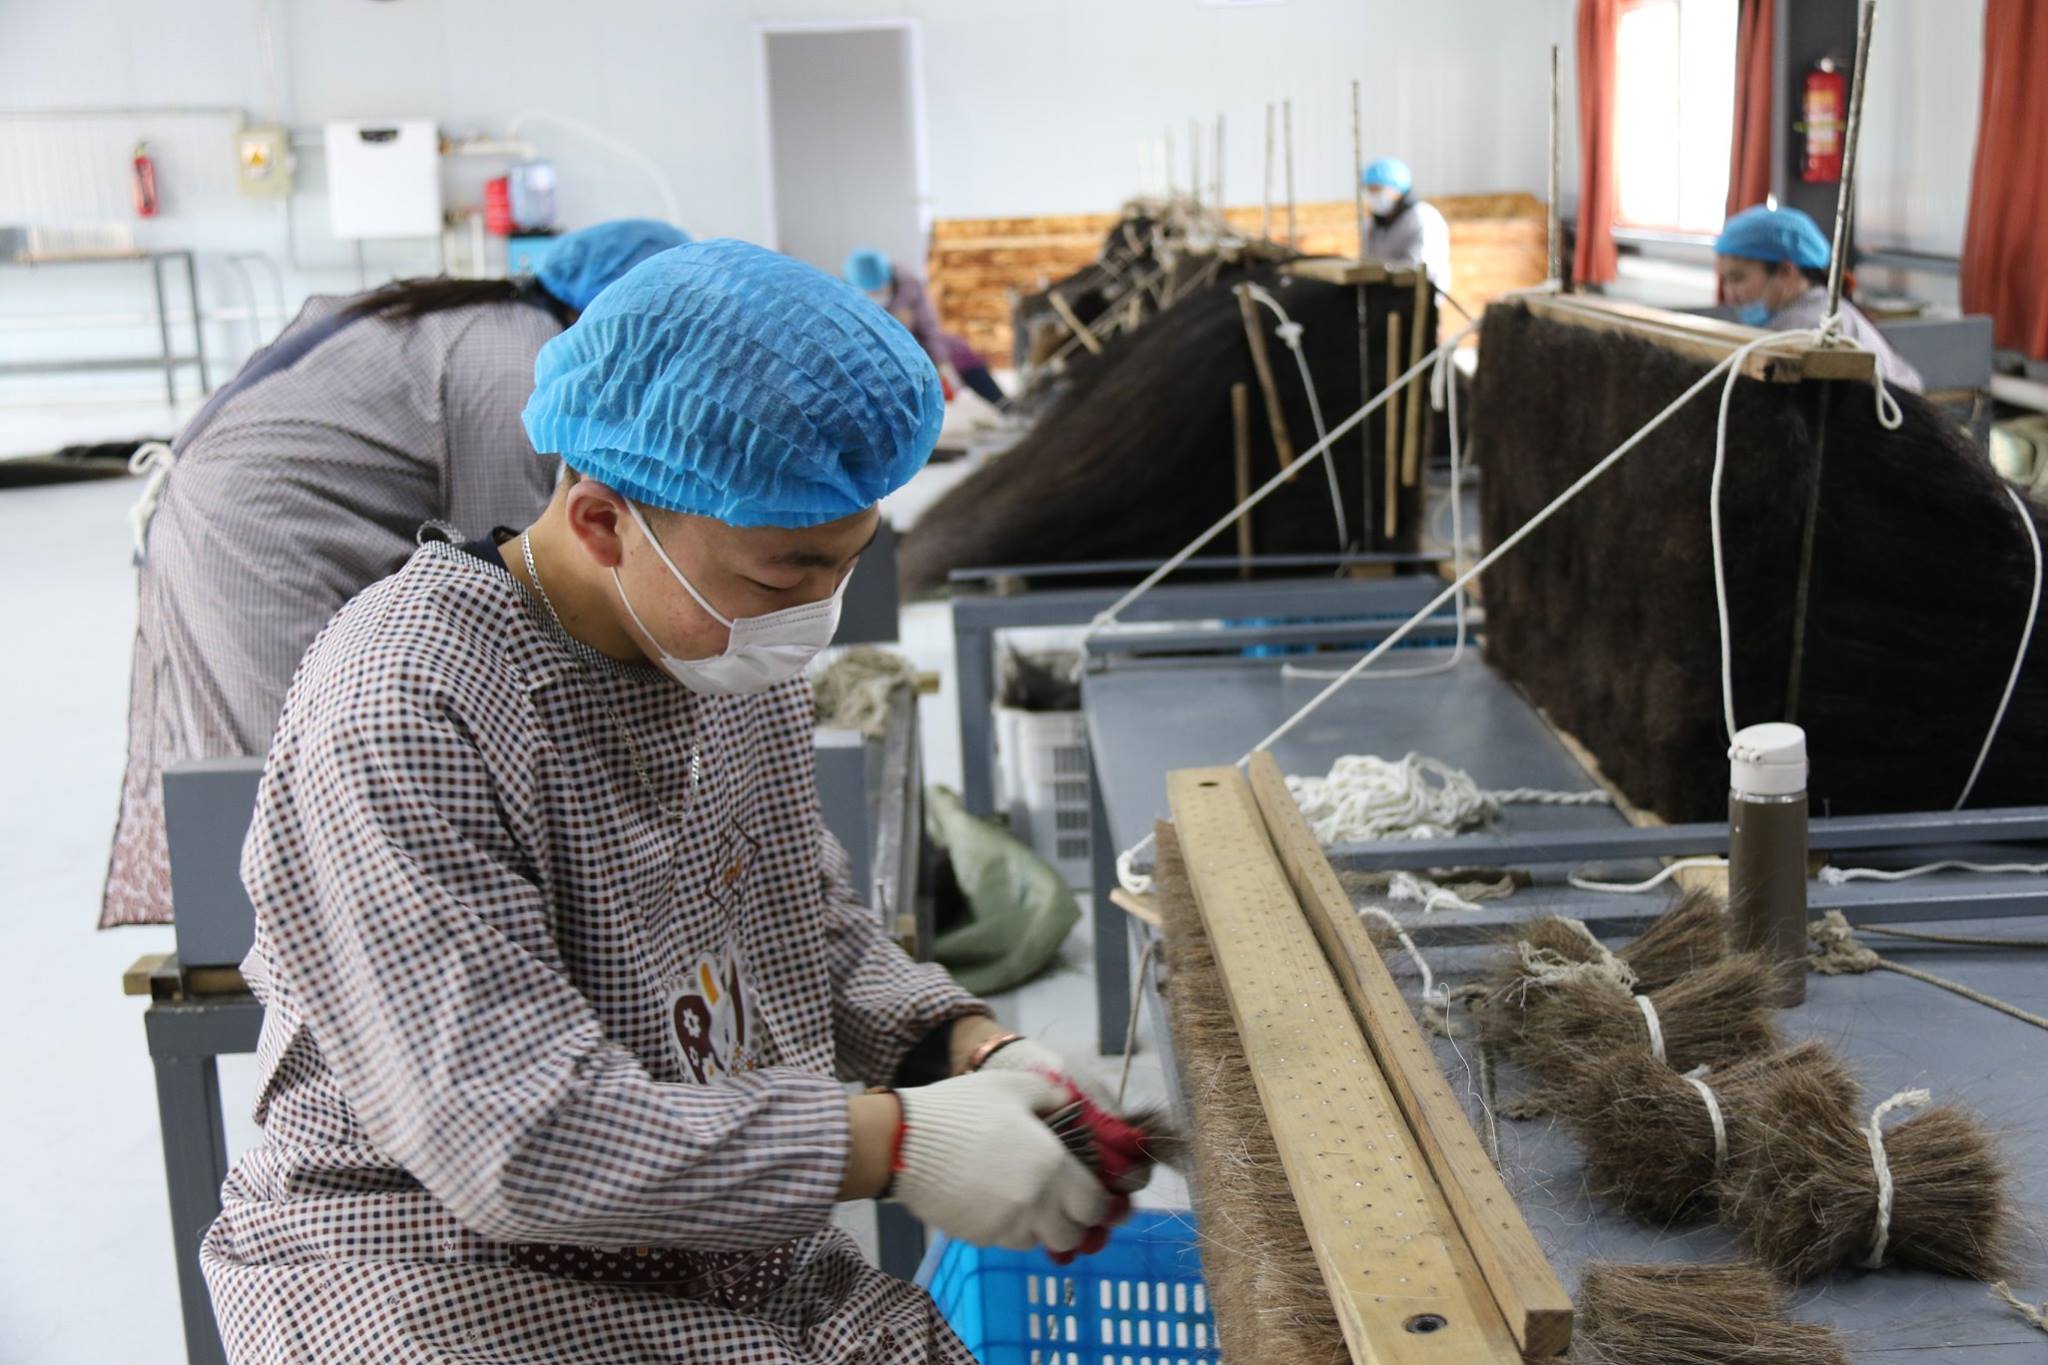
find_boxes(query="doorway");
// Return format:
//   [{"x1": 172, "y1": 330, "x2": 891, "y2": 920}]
[{"x1": 756, "y1": 21, "x2": 929, "y2": 279}]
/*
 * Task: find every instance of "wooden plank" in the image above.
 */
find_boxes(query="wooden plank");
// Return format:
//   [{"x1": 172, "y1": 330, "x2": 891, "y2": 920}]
[
  {"x1": 1232, "y1": 382, "x2": 1255, "y2": 576},
  {"x1": 1383, "y1": 311, "x2": 1402, "y2": 541},
  {"x1": 1168, "y1": 766, "x2": 1523, "y2": 1365},
  {"x1": 1244, "y1": 752, "x2": 1574, "y2": 1357},
  {"x1": 1400, "y1": 271, "x2": 1429, "y2": 486},
  {"x1": 123, "y1": 953, "x2": 173, "y2": 997},
  {"x1": 1523, "y1": 294, "x2": 1877, "y2": 384},
  {"x1": 1047, "y1": 288, "x2": 1103, "y2": 356},
  {"x1": 1283, "y1": 256, "x2": 1391, "y2": 286}
]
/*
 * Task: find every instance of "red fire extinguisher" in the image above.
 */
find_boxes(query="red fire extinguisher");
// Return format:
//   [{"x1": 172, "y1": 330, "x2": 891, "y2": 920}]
[
  {"x1": 132, "y1": 141, "x2": 160, "y2": 217},
  {"x1": 1800, "y1": 59, "x2": 1847, "y2": 184}
]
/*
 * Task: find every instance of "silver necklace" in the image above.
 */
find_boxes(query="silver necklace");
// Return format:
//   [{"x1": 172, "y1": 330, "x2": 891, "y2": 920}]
[{"x1": 522, "y1": 531, "x2": 702, "y2": 811}]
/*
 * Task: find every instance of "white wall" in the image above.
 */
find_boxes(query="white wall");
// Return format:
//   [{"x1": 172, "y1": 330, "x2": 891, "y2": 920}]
[{"x1": 0, "y1": 0, "x2": 1579, "y2": 397}]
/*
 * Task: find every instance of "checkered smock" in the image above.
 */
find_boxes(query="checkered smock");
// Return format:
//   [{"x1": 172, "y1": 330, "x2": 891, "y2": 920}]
[
  {"x1": 200, "y1": 538, "x2": 985, "y2": 1362},
  {"x1": 101, "y1": 297, "x2": 562, "y2": 927}
]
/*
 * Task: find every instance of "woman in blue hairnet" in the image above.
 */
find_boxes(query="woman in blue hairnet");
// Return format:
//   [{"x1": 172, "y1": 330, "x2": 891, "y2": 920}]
[
  {"x1": 101, "y1": 219, "x2": 689, "y2": 929},
  {"x1": 845, "y1": 247, "x2": 1009, "y2": 410},
  {"x1": 1715, "y1": 203, "x2": 1923, "y2": 393},
  {"x1": 1360, "y1": 156, "x2": 1453, "y2": 290},
  {"x1": 199, "y1": 239, "x2": 1137, "y2": 1364}
]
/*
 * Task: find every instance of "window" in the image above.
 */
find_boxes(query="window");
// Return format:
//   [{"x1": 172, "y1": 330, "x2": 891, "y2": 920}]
[{"x1": 1614, "y1": 0, "x2": 1739, "y2": 233}]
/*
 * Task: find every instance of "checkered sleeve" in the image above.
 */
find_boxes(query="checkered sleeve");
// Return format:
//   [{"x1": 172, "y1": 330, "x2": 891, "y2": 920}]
[
  {"x1": 439, "y1": 304, "x2": 562, "y2": 539},
  {"x1": 248, "y1": 669, "x2": 851, "y2": 1251},
  {"x1": 815, "y1": 825, "x2": 989, "y2": 1086}
]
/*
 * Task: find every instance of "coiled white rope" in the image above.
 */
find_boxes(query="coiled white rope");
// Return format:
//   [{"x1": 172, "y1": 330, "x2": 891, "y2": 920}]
[
  {"x1": 1283, "y1": 751, "x2": 1608, "y2": 845},
  {"x1": 1861, "y1": 1087, "x2": 1932, "y2": 1269}
]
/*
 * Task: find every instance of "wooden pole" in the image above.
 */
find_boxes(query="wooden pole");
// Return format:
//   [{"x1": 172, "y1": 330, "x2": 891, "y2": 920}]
[
  {"x1": 1236, "y1": 284, "x2": 1297, "y2": 480},
  {"x1": 1189, "y1": 118, "x2": 1202, "y2": 214},
  {"x1": 1383, "y1": 310, "x2": 1402, "y2": 541},
  {"x1": 1351, "y1": 78, "x2": 1368, "y2": 262},
  {"x1": 1262, "y1": 103, "x2": 1275, "y2": 241},
  {"x1": 1232, "y1": 383, "x2": 1254, "y2": 578},
  {"x1": 1400, "y1": 270, "x2": 1428, "y2": 487},
  {"x1": 1283, "y1": 98, "x2": 1296, "y2": 246},
  {"x1": 1212, "y1": 113, "x2": 1225, "y2": 219},
  {"x1": 1548, "y1": 44, "x2": 1563, "y2": 286},
  {"x1": 1164, "y1": 127, "x2": 1176, "y2": 200}
]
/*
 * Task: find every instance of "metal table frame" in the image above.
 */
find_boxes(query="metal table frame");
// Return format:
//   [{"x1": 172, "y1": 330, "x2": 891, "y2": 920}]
[
  {"x1": 1, "y1": 249, "x2": 210, "y2": 404},
  {"x1": 949, "y1": 555, "x2": 1444, "y2": 820}
]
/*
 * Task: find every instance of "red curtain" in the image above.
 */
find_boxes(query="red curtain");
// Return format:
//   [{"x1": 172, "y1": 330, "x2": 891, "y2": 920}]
[
  {"x1": 1962, "y1": 0, "x2": 2048, "y2": 359},
  {"x1": 1575, "y1": 0, "x2": 1622, "y2": 286},
  {"x1": 1725, "y1": 0, "x2": 1775, "y2": 218}
]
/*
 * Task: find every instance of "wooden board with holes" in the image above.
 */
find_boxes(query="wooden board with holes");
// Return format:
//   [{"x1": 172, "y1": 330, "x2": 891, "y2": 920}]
[
  {"x1": 1168, "y1": 766, "x2": 1523, "y2": 1365},
  {"x1": 1521, "y1": 294, "x2": 1877, "y2": 384},
  {"x1": 1243, "y1": 751, "x2": 1574, "y2": 1358}
]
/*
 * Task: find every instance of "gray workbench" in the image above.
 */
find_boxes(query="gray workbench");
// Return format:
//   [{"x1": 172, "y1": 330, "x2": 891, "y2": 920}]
[{"x1": 1089, "y1": 646, "x2": 2048, "y2": 1359}]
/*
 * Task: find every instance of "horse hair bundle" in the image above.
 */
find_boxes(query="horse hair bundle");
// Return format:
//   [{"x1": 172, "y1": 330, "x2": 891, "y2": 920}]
[
  {"x1": 1567, "y1": 1260, "x2": 1849, "y2": 1365},
  {"x1": 901, "y1": 266, "x2": 1433, "y2": 594},
  {"x1": 1153, "y1": 820, "x2": 1350, "y2": 1364},
  {"x1": 1557, "y1": 1041, "x2": 1858, "y2": 1226},
  {"x1": 1495, "y1": 890, "x2": 1732, "y2": 1004},
  {"x1": 1471, "y1": 301, "x2": 2048, "y2": 822},
  {"x1": 1718, "y1": 1068, "x2": 2010, "y2": 1283},
  {"x1": 1482, "y1": 952, "x2": 1782, "y2": 1114}
]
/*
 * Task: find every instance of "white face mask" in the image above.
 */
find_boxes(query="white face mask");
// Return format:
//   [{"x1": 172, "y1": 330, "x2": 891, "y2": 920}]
[
  {"x1": 613, "y1": 502, "x2": 847, "y2": 696},
  {"x1": 1367, "y1": 186, "x2": 1405, "y2": 217}
]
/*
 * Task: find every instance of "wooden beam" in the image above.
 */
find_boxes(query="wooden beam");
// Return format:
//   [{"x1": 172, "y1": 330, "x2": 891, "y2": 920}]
[
  {"x1": 1245, "y1": 752, "x2": 1575, "y2": 1358},
  {"x1": 1400, "y1": 271, "x2": 1429, "y2": 487},
  {"x1": 1168, "y1": 766, "x2": 1523, "y2": 1365},
  {"x1": 1522, "y1": 294, "x2": 1877, "y2": 384},
  {"x1": 1047, "y1": 289, "x2": 1103, "y2": 356},
  {"x1": 1231, "y1": 381, "x2": 1255, "y2": 577},
  {"x1": 1383, "y1": 311, "x2": 1402, "y2": 541}
]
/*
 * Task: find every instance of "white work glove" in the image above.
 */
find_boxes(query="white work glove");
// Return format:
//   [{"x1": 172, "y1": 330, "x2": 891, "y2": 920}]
[
  {"x1": 978, "y1": 1037, "x2": 1116, "y2": 1111},
  {"x1": 892, "y1": 1070, "x2": 1110, "y2": 1253}
]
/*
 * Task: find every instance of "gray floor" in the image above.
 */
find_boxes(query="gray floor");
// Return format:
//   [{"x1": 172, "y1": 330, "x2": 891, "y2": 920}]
[{"x1": 0, "y1": 465, "x2": 1174, "y2": 1365}]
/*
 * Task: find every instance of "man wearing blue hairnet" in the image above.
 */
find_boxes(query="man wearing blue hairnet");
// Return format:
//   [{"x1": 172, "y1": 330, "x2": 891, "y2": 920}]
[
  {"x1": 200, "y1": 239, "x2": 1136, "y2": 1363},
  {"x1": 103, "y1": 217, "x2": 690, "y2": 930},
  {"x1": 1360, "y1": 156, "x2": 1453, "y2": 289},
  {"x1": 1715, "y1": 203, "x2": 1923, "y2": 392}
]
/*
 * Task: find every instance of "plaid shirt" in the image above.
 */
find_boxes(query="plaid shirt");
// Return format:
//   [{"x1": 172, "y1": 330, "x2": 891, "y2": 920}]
[
  {"x1": 101, "y1": 297, "x2": 562, "y2": 928},
  {"x1": 201, "y1": 539, "x2": 982, "y2": 1363}
]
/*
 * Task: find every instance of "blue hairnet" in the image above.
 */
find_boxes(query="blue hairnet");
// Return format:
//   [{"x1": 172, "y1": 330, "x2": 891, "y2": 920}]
[
  {"x1": 1362, "y1": 157, "x2": 1413, "y2": 194},
  {"x1": 534, "y1": 219, "x2": 692, "y2": 312},
  {"x1": 1715, "y1": 205, "x2": 1831, "y2": 269},
  {"x1": 523, "y1": 239, "x2": 943, "y2": 529},
  {"x1": 845, "y1": 248, "x2": 892, "y2": 294}
]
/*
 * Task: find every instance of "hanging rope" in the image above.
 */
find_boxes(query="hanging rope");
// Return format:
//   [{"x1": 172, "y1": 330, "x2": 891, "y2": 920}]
[{"x1": 1809, "y1": 911, "x2": 2048, "y2": 1033}]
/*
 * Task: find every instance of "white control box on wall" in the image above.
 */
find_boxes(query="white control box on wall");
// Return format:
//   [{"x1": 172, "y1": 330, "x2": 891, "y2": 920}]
[{"x1": 323, "y1": 120, "x2": 442, "y2": 240}]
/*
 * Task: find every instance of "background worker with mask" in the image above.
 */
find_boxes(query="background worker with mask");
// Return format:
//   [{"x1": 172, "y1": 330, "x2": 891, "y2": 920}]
[
  {"x1": 1360, "y1": 155, "x2": 1453, "y2": 290},
  {"x1": 845, "y1": 246, "x2": 1009, "y2": 410},
  {"x1": 199, "y1": 239, "x2": 1138, "y2": 1365},
  {"x1": 99, "y1": 218, "x2": 690, "y2": 930},
  {"x1": 1715, "y1": 202, "x2": 1924, "y2": 393}
]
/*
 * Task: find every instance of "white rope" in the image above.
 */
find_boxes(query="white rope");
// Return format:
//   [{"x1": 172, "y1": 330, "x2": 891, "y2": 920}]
[
  {"x1": 1282, "y1": 752, "x2": 1606, "y2": 845},
  {"x1": 127, "y1": 441, "x2": 177, "y2": 560},
  {"x1": 1681, "y1": 1065, "x2": 1729, "y2": 1176},
  {"x1": 1954, "y1": 484, "x2": 2043, "y2": 809},
  {"x1": 1358, "y1": 905, "x2": 1447, "y2": 1003},
  {"x1": 1388, "y1": 871, "x2": 1483, "y2": 914},
  {"x1": 1242, "y1": 283, "x2": 1349, "y2": 549},
  {"x1": 1820, "y1": 858, "x2": 2048, "y2": 885},
  {"x1": 1244, "y1": 330, "x2": 1810, "y2": 766},
  {"x1": 1568, "y1": 857, "x2": 1729, "y2": 894},
  {"x1": 1276, "y1": 332, "x2": 1475, "y2": 682},
  {"x1": 1634, "y1": 993, "x2": 1668, "y2": 1064},
  {"x1": 1083, "y1": 324, "x2": 1478, "y2": 641},
  {"x1": 1712, "y1": 324, "x2": 1903, "y2": 740},
  {"x1": 1861, "y1": 1087, "x2": 1932, "y2": 1269}
]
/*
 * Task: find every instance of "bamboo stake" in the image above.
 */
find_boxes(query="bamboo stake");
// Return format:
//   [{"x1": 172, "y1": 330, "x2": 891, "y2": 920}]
[
  {"x1": 1232, "y1": 382, "x2": 1254, "y2": 578},
  {"x1": 1384, "y1": 310, "x2": 1402, "y2": 541},
  {"x1": 1237, "y1": 284, "x2": 1297, "y2": 479},
  {"x1": 1400, "y1": 271, "x2": 1428, "y2": 487}
]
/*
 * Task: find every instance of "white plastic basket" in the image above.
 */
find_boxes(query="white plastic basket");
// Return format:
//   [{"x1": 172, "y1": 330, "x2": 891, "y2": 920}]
[{"x1": 993, "y1": 705, "x2": 1092, "y2": 888}]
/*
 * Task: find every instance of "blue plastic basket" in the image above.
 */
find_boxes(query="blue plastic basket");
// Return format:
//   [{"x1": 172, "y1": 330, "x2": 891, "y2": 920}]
[{"x1": 917, "y1": 1209, "x2": 1218, "y2": 1365}]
